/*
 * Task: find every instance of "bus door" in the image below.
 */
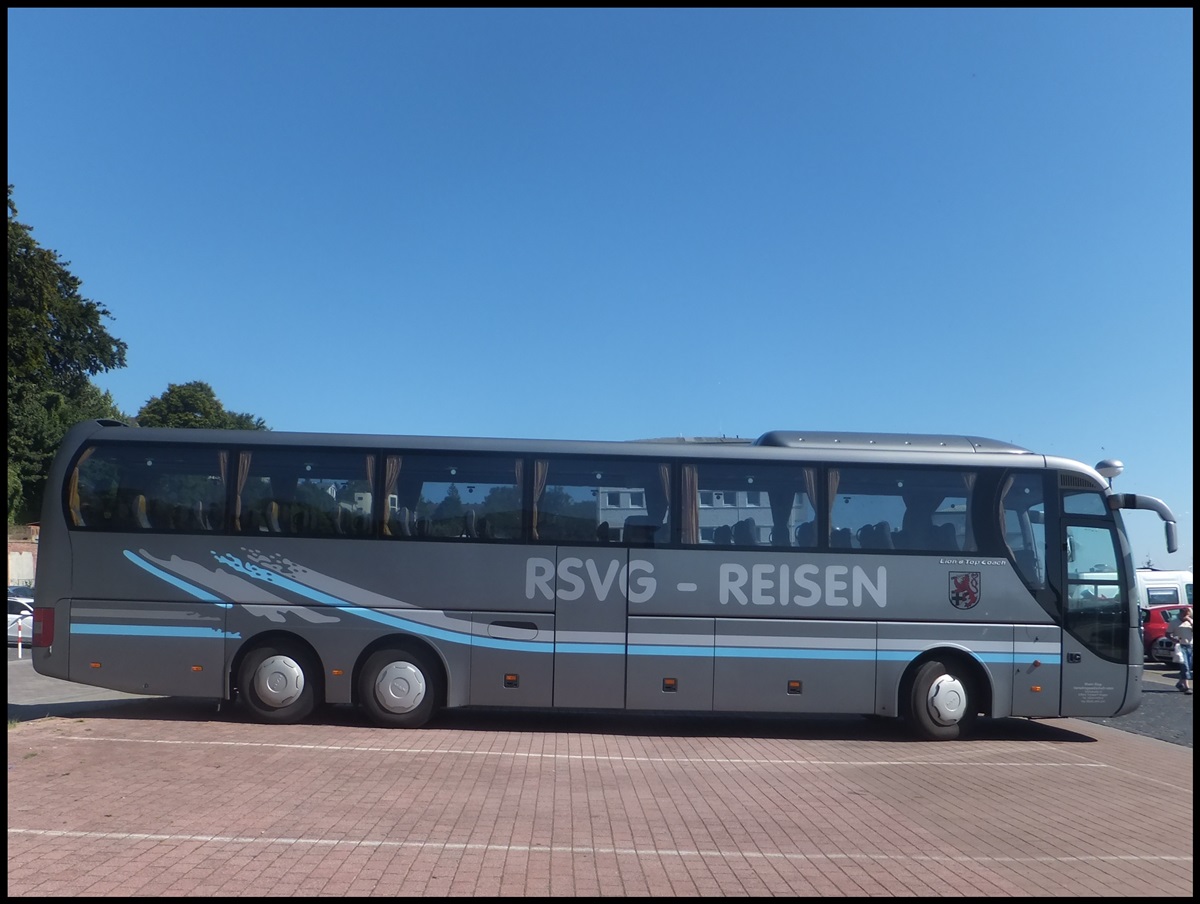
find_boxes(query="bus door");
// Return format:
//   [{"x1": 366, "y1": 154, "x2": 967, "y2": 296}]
[
  {"x1": 551, "y1": 546, "x2": 628, "y2": 709},
  {"x1": 1060, "y1": 506, "x2": 1136, "y2": 716}
]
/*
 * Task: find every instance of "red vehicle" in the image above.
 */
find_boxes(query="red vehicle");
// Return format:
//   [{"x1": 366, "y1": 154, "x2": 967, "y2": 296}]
[{"x1": 1140, "y1": 604, "x2": 1187, "y2": 661}]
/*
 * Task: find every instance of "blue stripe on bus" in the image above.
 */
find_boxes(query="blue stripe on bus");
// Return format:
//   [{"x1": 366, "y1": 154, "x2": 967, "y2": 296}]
[
  {"x1": 124, "y1": 550, "x2": 231, "y2": 606},
  {"x1": 72, "y1": 624, "x2": 236, "y2": 639},
  {"x1": 65, "y1": 620, "x2": 1064, "y2": 666}
]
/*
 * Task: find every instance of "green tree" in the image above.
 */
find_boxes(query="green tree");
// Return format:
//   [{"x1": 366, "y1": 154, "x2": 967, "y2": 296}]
[
  {"x1": 433, "y1": 484, "x2": 465, "y2": 535},
  {"x1": 137, "y1": 381, "x2": 269, "y2": 430},
  {"x1": 7, "y1": 186, "x2": 127, "y2": 397},
  {"x1": 7, "y1": 383, "x2": 127, "y2": 523},
  {"x1": 8, "y1": 185, "x2": 130, "y2": 523}
]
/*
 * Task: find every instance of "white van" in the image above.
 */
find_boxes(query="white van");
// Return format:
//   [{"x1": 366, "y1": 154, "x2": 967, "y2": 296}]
[{"x1": 1136, "y1": 568, "x2": 1194, "y2": 609}]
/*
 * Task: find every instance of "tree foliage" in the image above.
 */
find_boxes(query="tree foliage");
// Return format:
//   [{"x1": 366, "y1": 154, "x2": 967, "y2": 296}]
[
  {"x1": 137, "y1": 381, "x2": 269, "y2": 430},
  {"x1": 7, "y1": 186, "x2": 130, "y2": 523},
  {"x1": 6, "y1": 383, "x2": 127, "y2": 524},
  {"x1": 7, "y1": 186, "x2": 127, "y2": 397}
]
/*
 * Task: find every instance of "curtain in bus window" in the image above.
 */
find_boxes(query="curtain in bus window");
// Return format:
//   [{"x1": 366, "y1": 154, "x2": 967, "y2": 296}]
[
  {"x1": 801, "y1": 467, "x2": 817, "y2": 546},
  {"x1": 512, "y1": 460, "x2": 523, "y2": 540},
  {"x1": 765, "y1": 473, "x2": 796, "y2": 547},
  {"x1": 657, "y1": 463, "x2": 673, "y2": 541},
  {"x1": 358, "y1": 454, "x2": 376, "y2": 536},
  {"x1": 68, "y1": 447, "x2": 97, "y2": 527},
  {"x1": 215, "y1": 450, "x2": 228, "y2": 531},
  {"x1": 235, "y1": 451, "x2": 252, "y2": 532},
  {"x1": 650, "y1": 463, "x2": 671, "y2": 531},
  {"x1": 382, "y1": 455, "x2": 402, "y2": 537},
  {"x1": 681, "y1": 465, "x2": 699, "y2": 544},
  {"x1": 532, "y1": 460, "x2": 548, "y2": 541}
]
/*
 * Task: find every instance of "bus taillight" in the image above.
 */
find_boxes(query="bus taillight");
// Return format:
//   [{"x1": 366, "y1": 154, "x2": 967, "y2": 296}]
[{"x1": 32, "y1": 608, "x2": 54, "y2": 647}]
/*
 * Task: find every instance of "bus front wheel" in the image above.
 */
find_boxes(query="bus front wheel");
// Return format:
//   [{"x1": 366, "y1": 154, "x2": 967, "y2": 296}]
[
  {"x1": 238, "y1": 644, "x2": 317, "y2": 724},
  {"x1": 907, "y1": 659, "x2": 976, "y2": 741},
  {"x1": 359, "y1": 647, "x2": 441, "y2": 728}
]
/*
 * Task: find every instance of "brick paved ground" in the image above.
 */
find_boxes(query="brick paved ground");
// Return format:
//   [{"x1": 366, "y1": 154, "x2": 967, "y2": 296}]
[{"x1": 7, "y1": 703, "x2": 1193, "y2": 897}]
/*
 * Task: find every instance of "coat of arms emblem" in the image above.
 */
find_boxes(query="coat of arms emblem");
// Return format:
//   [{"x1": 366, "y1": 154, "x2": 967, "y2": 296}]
[{"x1": 949, "y1": 571, "x2": 981, "y2": 609}]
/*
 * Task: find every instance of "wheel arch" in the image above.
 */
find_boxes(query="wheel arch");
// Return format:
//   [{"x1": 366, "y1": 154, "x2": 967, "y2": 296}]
[
  {"x1": 230, "y1": 630, "x2": 325, "y2": 702},
  {"x1": 898, "y1": 645, "x2": 995, "y2": 721},
  {"x1": 351, "y1": 632, "x2": 449, "y2": 708}
]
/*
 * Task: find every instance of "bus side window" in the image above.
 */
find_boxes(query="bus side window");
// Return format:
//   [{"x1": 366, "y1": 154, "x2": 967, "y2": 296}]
[
  {"x1": 533, "y1": 457, "x2": 669, "y2": 546},
  {"x1": 395, "y1": 454, "x2": 524, "y2": 542}
]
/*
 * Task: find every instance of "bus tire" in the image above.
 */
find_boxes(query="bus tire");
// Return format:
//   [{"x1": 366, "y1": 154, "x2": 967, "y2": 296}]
[
  {"x1": 359, "y1": 647, "x2": 441, "y2": 728},
  {"x1": 238, "y1": 644, "x2": 317, "y2": 724},
  {"x1": 907, "y1": 659, "x2": 976, "y2": 741}
]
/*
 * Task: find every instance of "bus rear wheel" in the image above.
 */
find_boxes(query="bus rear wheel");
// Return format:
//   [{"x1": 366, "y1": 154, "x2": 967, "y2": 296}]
[
  {"x1": 238, "y1": 644, "x2": 317, "y2": 724},
  {"x1": 907, "y1": 659, "x2": 976, "y2": 741},
  {"x1": 359, "y1": 647, "x2": 441, "y2": 728}
]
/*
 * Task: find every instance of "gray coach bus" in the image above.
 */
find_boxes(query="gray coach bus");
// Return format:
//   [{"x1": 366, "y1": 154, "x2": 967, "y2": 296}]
[{"x1": 30, "y1": 420, "x2": 1178, "y2": 740}]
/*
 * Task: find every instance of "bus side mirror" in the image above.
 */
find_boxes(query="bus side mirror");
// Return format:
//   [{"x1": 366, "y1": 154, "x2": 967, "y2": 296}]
[{"x1": 1109, "y1": 493, "x2": 1179, "y2": 554}]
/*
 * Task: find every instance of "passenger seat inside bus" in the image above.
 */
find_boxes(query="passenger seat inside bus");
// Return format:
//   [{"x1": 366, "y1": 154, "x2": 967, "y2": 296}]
[
  {"x1": 266, "y1": 501, "x2": 282, "y2": 533},
  {"x1": 858, "y1": 521, "x2": 895, "y2": 550},
  {"x1": 1012, "y1": 548, "x2": 1041, "y2": 585},
  {"x1": 624, "y1": 515, "x2": 661, "y2": 546},
  {"x1": 933, "y1": 522, "x2": 958, "y2": 551},
  {"x1": 476, "y1": 515, "x2": 494, "y2": 540},
  {"x1": 794, "y1": 521, "x2": 815, "y2": 547},
  {"x1": 733, "y1": 518, "x2": 759, "y2": 545}
]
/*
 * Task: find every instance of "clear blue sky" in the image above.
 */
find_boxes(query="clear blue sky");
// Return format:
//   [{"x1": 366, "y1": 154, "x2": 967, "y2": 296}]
[{"x1": 7, "y1": 9, "x2": 1193, "y2": 569}]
